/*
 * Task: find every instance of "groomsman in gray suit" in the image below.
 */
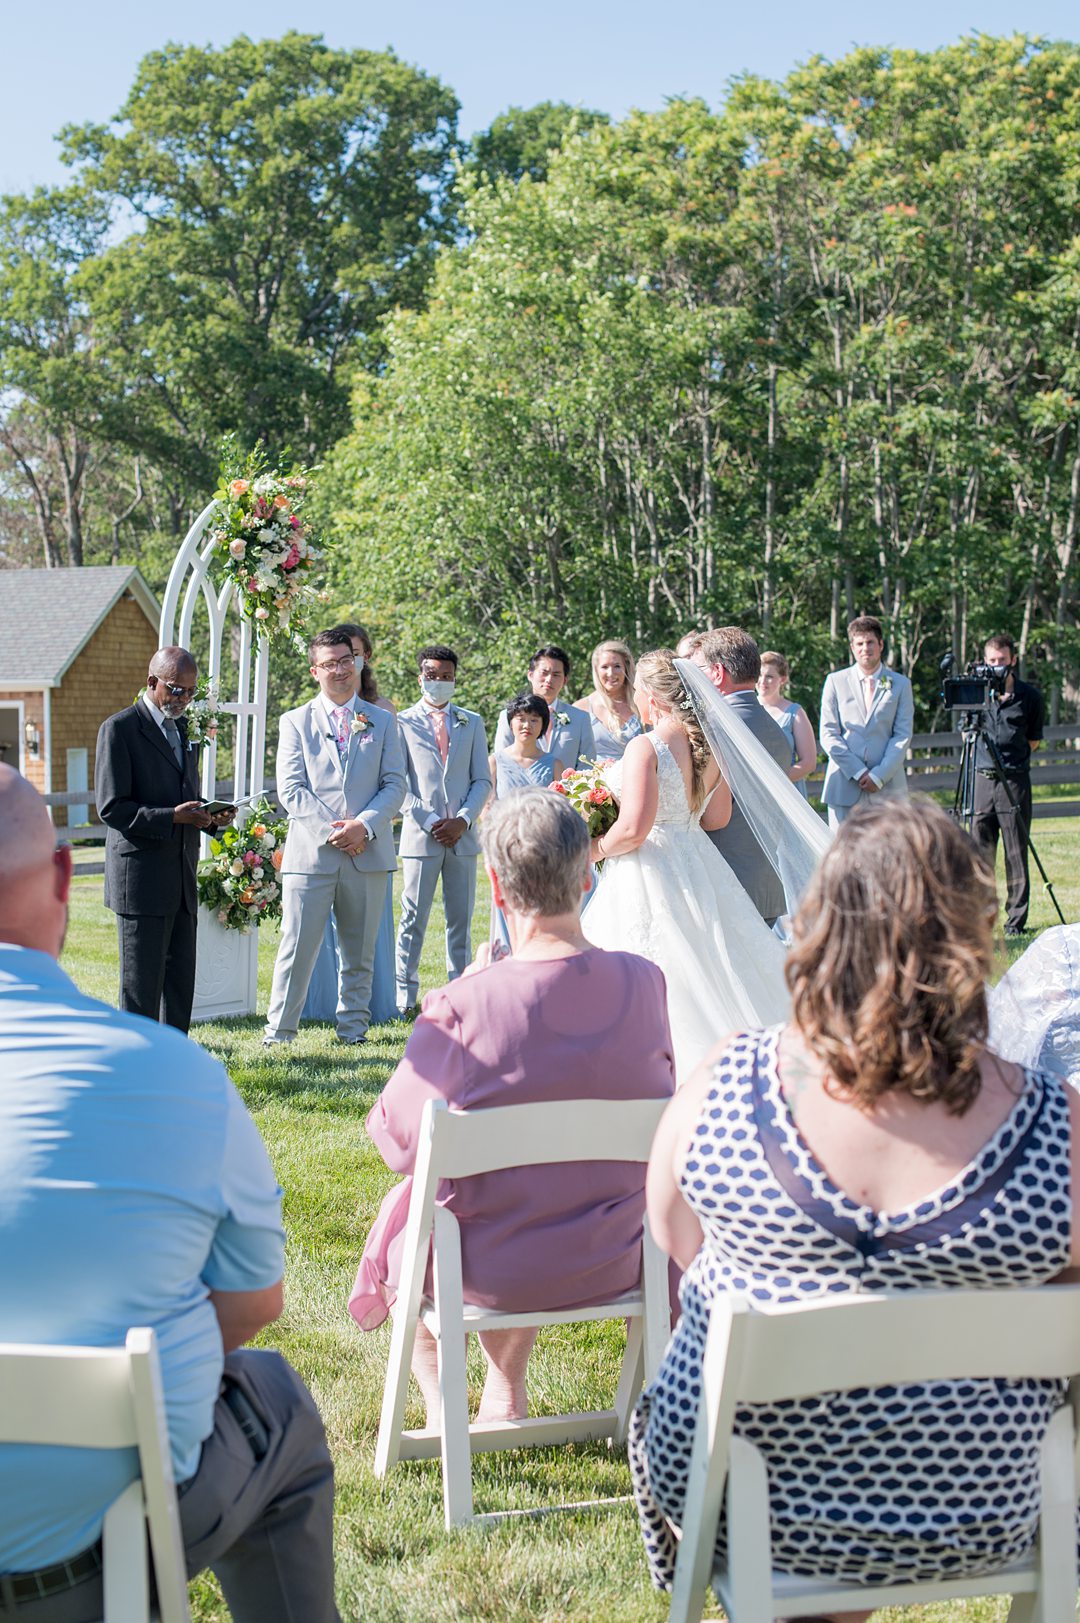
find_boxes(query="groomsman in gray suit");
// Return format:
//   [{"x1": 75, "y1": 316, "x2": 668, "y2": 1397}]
[
  {"x1": 264, "y1": 628, "x2": 406, "y2": 1045},
  {"x1": 493, "y1": 644, "x2": 595, "y2": 768},
  {"x1": 396, "y1": 645, "x2": 492, "y2": 1013},
  {"x1": 691, "y1": 627, "x2": 790, "y2": 927},
  {"x1": 819, "y1": 615, "x2": 914, "y2": 828}
]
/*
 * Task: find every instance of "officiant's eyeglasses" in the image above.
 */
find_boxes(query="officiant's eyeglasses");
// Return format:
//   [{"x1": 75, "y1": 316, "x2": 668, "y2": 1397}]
[
  {"x1": 156, "y1": 680, "x2": 197, "y2": 698},
  {"x1": 314, "y1": 657, "x2": 356, "y2": 673}
]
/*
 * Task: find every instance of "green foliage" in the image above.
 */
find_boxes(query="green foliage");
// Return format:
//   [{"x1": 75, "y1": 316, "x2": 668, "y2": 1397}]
[
  {"x1": 325, "y1": 36, "x2": 1080, "y2": 723},
  {"x1": 465, "y1": 101, "x2": 610, "y2": 184}
]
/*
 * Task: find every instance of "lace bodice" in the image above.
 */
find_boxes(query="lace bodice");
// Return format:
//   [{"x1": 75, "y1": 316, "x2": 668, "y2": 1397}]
[{"x1": 604, "y1": 732, "x2": 696, "y2": 833}]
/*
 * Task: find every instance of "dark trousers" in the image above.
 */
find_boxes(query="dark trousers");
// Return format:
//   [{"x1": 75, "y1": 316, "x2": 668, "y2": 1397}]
[
  {"x1": 116, "y1": 908, "x2": 197, "y2": 1033},
  {"x1": 972, "y1": 771, "x2": 1033, "y2": 931},
  {"x1": 0, "y1": 1350, "x2": 340, "y2": 1623}
]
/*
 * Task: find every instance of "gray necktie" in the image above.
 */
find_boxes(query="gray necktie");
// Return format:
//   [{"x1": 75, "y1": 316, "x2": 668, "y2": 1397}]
[{"x1": 162, "y1": 717, "x2": 183, "y2": 769}]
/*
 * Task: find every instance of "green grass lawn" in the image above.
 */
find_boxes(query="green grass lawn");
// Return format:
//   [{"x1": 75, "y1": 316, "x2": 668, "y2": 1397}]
[{"x1": 57, "y1": 820, "x2": 1080, "y2": 1623}]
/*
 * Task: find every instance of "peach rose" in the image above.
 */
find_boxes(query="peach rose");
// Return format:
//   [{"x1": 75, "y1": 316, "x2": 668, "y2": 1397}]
[
  {"x1": 271, "y1": 848, "x2": 284, "y2": 869},
  {"x1": 230, "y1": 479, "x2": 249, "y2": 497}
]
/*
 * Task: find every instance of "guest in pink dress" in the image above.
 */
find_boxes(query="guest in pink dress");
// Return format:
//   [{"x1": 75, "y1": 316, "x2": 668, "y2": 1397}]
[{"x1": 349, "y1": 786, "x2": 676, "y2": 1422}]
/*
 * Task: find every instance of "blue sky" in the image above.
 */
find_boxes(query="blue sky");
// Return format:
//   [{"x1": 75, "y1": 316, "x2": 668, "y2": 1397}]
[{"x1": 4, "y1": 0, "x2": 1077, "y2": 195}]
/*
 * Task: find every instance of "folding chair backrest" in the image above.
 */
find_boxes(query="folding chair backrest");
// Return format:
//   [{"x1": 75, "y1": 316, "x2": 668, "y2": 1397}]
[
  {"x1": 723, "y1": 1287, "x2": 1080, "y2": 1405},
  {"x1": 423, "y1": 1095, "x2": 670, "y2": 1180},
  {"x1": 0, "y1": 1328, "x2": 191, "y2": 1623}
]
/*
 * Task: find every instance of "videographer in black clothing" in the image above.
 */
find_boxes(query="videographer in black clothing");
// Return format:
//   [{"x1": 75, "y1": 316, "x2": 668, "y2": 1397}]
[{"x1": 972, "y1": 633, "x2": 1044, "y2": 936}]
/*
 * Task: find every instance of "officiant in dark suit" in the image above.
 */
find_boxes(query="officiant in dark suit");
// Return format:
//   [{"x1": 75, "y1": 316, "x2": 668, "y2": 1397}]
[
  {"x1": 690, "y1": 627, "x2": 790, "y2": 927},
  {"x1": 95, "y1": 646, "x2": 233, "y2": 1032}
]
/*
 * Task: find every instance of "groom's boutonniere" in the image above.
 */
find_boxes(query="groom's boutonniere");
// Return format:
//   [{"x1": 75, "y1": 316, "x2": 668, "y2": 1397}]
[{"x1": 350, "y1": 711, "x2": 371, "y2": 738}]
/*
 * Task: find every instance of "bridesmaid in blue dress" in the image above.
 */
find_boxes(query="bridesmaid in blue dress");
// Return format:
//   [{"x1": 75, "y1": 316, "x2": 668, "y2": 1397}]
[
  {"x1": 302, "y1": 622, "x2": 400, "y2": 1025},
  {"x1": 756, "y1": 649, "x2": 818, "y2": 800},
  {"x1": 574, "y1": 639, "x2": 643, "y2": 760},
  {"x1": 488, "y1": 693, "x2": 564, "y2": 951}
]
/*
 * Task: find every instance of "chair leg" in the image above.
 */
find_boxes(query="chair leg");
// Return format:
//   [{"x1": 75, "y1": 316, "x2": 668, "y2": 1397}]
[
  {"x1": 432, "y1": 1208, "x2": 474, "y2": 1528},
  {"x1": 1031, "y1": 1405, "x2": 1078, "y2": 1623},
  {"x1": 374, "y1": 1296, "x2": 421, "y2": 1478},
  {"x1": 613, "y1": 1316, "x2": 645, "y2": 1446}
]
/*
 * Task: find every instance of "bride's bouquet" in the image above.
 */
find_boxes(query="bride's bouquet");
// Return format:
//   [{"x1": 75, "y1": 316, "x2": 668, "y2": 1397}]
[{"x1": 552, "y1": 763, "x2": 619, "y2": 846}]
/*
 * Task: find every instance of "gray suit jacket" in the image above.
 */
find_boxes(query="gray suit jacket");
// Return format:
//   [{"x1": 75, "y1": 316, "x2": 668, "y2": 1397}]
[
  {"x1": 819, "y1": 665, "x2": 913, "y2": 809},
  {"x1": 493, "y1": 702, "x2": 595, "y2": 769},
  {"x1": 398, "y1": 702, "x2": 492, "y2": 859},
  {"x1": 706, "y1": 690, "x2": 789, "y2": 923},
  {"x1": 276, "y1": 698, "x2": 406, "y2": 875}
]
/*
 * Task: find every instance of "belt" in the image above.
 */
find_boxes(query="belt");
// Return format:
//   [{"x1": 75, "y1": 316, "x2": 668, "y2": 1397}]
[{"x1": 1, "y1": 1544, "x2": 102, "y2": 1606}]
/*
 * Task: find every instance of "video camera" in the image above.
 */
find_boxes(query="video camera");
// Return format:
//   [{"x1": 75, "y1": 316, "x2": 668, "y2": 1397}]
[{"x1": 939, "y1": 653, "x2": 1008, "y2": 712}]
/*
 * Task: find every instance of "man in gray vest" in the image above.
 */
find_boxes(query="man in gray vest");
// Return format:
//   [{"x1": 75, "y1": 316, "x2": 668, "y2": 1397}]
[{"x1": 690, "y1": 628, "x2": 789, "y2": 927}]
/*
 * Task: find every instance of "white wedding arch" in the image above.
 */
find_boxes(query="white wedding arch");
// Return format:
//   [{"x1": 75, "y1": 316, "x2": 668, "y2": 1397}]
[{"x1": 160, "y1": 501, "x2": 271, "y2": 1022}]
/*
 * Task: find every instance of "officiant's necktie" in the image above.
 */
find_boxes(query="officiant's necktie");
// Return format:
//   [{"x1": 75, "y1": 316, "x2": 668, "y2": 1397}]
[
  {"x1": 430, "y1": 707, "x2": 449, "y2": 764},
  {"x1": 162, "y1": 717, "x2": 183, "y2": 769},
  {"x1": 331, "y1": 706, "x2": 351, "y2": 764}
]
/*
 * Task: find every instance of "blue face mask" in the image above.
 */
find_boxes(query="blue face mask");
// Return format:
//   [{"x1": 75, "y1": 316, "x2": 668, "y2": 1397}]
[
  {"x1": 353, "y1": 655, "x2": 365, "y2": 675},
  {"x1": 421, "y1": 678, "x2": 455, "y2": 705}
]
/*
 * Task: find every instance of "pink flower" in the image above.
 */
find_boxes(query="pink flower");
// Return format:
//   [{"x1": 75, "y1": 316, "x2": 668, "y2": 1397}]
[
  {"x1": 289, "y1": 514, "x2": 301, "y2": 530},
  {"x1": 248, "y1": 577, "x2": 259, "y2": 591},
  {"x1": 282, "y1": 544, "x2": 301, "y2": 571},
  {"x1": 244, "y1": 850, "x2": 258, "y2": 867}
]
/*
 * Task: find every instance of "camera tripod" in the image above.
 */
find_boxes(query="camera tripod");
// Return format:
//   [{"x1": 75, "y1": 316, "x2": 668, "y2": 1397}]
[{"x1": 951, "y1": 715, "x2": 1065, "y2": 928}]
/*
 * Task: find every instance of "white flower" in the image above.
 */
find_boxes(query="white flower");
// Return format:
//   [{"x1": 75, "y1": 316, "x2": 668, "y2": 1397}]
[
  {"x1": 274, "y1": 506, "x2": 291, "y2": 523},
  {"x1": 555, "y1": 710, "x2": 570, "y2": 726},
  {"x1": 229, "y1": 858, "x2": 245, "y2": 876},
  {"x1": 258, "y1": 528, "x2": 275, "y2": 543},
  {"x1": 228, "y1": 537, "x2": 246, "y2": 559},
  {"x1": 252, "y1": 866, "x2": 264, "y2": 879},
  {"x1": 253, "y1": 475, "x2": 274, "y2": 494},
  {"x1": 350, "y1": 713, "x2": 370, "y2": 735},
  {"x1": 255, "y1": 607, "x2": 270, "y2": 620},
  {"x1": 217, "y1": 910, "x2": 228, "y2": 924}
]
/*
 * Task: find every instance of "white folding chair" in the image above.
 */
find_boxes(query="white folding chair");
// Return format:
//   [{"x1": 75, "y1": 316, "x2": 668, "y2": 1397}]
[
  {"x1": 374, "y1": 1095, "x2": 671, "y2": 1527},
  {"x1": 669, "y1": 1286, "x2": 1080, "y2": 1623},
  {"x1": 0, "y1": 1327, "x2": 190, "y2": 1623}
]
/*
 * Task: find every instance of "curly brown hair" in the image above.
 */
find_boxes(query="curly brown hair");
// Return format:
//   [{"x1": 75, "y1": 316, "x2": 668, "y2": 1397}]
[
  {"x1": 636, "y1": 649, "x2": 713, "y2": 811},
  {"x1": 786, "y1": 799, "x2": 998, "y2": 1115}
]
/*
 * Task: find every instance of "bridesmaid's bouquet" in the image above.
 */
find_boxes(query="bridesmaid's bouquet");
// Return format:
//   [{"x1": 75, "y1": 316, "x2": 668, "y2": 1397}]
[{"x1": 552, "y1": 763, "x2": 619, "y2": 841}]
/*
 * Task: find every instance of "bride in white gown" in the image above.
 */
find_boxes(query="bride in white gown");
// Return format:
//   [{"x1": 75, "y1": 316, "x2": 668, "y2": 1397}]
[{"x1": 583, "y1": 649, "x2": 790, "y2": 1083}]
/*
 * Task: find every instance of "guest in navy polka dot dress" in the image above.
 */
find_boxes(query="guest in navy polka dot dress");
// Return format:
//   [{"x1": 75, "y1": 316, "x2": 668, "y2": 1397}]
[{"x1": 630, "y1": 798, "x2": 1080, "y2": 1599}]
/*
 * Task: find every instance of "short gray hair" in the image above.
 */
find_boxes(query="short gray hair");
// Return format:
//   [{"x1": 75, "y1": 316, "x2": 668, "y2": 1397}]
[
  {"x1": 696, "y1": 626, "x2": 761, "y2": 684},
  {"x1": 482, "y1": 788, "x2": 589, "y2": 918}
]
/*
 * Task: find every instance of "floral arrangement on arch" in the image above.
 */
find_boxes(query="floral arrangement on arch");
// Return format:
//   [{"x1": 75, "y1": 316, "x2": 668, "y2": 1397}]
[
  {"x1": 183, "y1": 680, "x2": 223, "y2": 752},
  {"x1": 208, "y1": 438, "x2": 325, "y2": 646},
  {"x1": 552, "y1": 762, "x2": 619, "y2": 851},
  {"x1": 197, "y1": 798, "x2": 288, "y2": 932}
]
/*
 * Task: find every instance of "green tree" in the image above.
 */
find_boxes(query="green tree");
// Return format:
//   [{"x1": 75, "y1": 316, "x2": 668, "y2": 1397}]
[{"x1": 466, "y1": 101, "x2": 609, "y2": 184}]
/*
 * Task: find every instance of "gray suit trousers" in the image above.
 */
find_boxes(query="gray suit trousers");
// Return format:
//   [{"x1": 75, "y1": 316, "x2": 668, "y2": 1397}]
[
  {"x1": 395, "y1": 849, "x2": 477, "y2": 1006},
  {"x1": 0, "y1": 1349, "x2": 339, "y2": 1623},
  {"x1": 266, "y1": 866, "x2": 386, "y2": 1039}
]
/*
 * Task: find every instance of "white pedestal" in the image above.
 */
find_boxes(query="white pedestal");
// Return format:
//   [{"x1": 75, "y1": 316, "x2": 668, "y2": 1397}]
[{"x1": 191, "y1": 904, "x2": 259, "y2": 1022}]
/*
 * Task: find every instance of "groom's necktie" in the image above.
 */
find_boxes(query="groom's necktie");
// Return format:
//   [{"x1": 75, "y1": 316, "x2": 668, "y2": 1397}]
[
  {"x1": 162, "y1": 717, "x2": 183, "y2": 769},
  {"x1": 331, "y1": 706, "x2": 351, "y2": 764}
]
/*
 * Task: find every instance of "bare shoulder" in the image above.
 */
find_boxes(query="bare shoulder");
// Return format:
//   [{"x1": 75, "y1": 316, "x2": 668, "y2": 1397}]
[{"x1": 573, "y1": 695, "x2": 593, "y2": 714}]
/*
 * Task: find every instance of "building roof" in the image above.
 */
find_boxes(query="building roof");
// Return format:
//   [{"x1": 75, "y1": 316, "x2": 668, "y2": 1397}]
[{"x1": 0, "y1": 567, "x2": 160, "y2": 687}]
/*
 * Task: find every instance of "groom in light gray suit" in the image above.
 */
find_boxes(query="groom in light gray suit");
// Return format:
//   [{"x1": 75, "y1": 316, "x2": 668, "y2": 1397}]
[
  {"x1": 396, "y1": 644, "x2": 492, "y2": 1013},
  {"x1": 819, "y1": 614, "x2": 914, "y2": 828},
  {"x1": 493, "y1": 644, "x2": 595, "y2": 768},
  {"x1": 264, "y1": 628, "x2": 406, "y2": 1045},
  {"x1": 691, "y1": 627, "x2": 790, "y2": 927}
]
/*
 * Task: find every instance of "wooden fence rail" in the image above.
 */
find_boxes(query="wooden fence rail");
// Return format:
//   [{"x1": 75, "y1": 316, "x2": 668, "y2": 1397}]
[{"x1": 46, "y1": 726, "x2": 1080, "y2": 881}]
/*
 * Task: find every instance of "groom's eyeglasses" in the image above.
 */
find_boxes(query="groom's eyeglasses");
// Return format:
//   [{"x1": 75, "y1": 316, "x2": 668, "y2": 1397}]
[{"x1": 314, "y1": 658, "x2": 356, "y2": 673}]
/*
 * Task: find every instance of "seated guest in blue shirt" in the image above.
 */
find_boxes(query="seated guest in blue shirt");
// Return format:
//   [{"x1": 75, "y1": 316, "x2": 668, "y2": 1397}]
[{"x1": 0, "y1": 764, "x2": 340, "y2": 1623}]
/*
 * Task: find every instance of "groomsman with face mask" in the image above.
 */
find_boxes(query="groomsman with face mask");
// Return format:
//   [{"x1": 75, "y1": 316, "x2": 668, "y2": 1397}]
[{"x1": 395, "y1": 645, "x2": 492, "y2": 1014}]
